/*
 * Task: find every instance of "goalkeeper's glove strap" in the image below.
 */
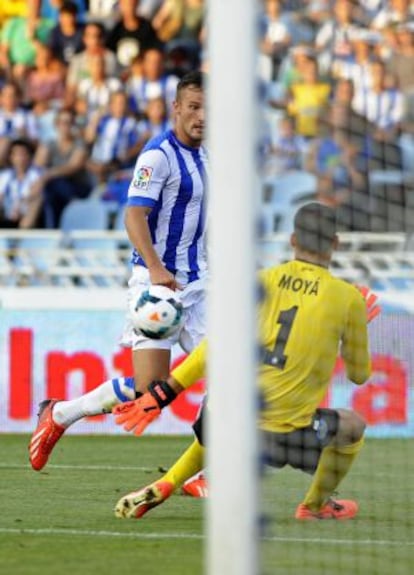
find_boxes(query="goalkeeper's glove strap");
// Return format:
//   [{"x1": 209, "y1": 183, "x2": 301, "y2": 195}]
[{"x1": 148, "y1": 380, "x2": 177, "y2": 408}]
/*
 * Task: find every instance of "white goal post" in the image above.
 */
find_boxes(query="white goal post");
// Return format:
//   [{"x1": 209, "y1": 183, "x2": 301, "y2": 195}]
[{"x1": 207, "y1": 1, "x2": 259, "y2": 574}]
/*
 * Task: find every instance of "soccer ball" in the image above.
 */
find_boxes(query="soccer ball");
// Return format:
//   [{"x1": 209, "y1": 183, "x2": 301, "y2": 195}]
[{"x1": 131, "y1": 285, "x2": 184, "y2": 339}]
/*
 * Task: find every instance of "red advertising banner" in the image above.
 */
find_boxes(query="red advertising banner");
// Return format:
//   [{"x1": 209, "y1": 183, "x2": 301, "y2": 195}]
[{"x1": 0, "y1": 310, "x2": 412, "y2": 437}]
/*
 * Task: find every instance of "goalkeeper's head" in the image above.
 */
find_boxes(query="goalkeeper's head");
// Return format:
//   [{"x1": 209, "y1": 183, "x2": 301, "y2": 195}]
[{"x1": 292, "y1": 202, "x2": 338, "y2": 264}]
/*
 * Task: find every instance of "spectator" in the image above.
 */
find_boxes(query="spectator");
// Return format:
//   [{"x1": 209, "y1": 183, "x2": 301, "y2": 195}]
[
  {"x1": 269, "y1": 114, "x2": 306, "y2": 174},
  {"x1": 32, "y1": 108, "x2": 91, "y2": 228},
  {"x1": 47, "y1": 0, "x2": 85, "y2": 67},
  {"x1": 315, "y1": 0, "x2": 361, "y2": 76},
  {"x1": 87, "y1": 0, "x2": 119, "y2": 27},
  {"x1": 138, "y1": 0, "x2": 165, "y2": 20},
  {"x1": 152, "y1": 0, "x2": 204, "y2": 45},
  {"x1": 329, "y1": 78, "x2": 371, "y2": 151},
  {"x1": 393, "y1": 25, "x2": 414, "y2": 172},
  {"x1": 371, "y1": 0, "x2": 414, "y2": 30},
  {"x1": 0, "y1": 16, "x2": 54, "y2": 88},
  {"x1": 106, "y1": 0, "x2": 161, "y2": 71},
  {"x1": 355, "y1": 0, "x2": 384, "y2": 25},
  {"x1": 39, "y1": 0, "x2": 88, "y2": 23},
  {"x1": 286, "y1": 55, "x2": 331, "y2": 138},
  {"x1": 126, "y1": 46, "x2": 179, "y2": 116},
  {"x1": 330, "y1": 77, "x2": 402, "y2": 172},
  {"x1": 0, "y1": 138, "x2": 44, "y2": 229},
  {"x1": 258, "y1": 0, "x2": 292, "y2": 82},
  {"x1": 100, "y1": 94, "x2": 172, "y2": 210},
  {"x1": 0, "y1": 1, "x2": 27, "y2": 29},
  {"x1": 278, "y1": 45, "x2": 314, "y2": 95},
  {"x1": 85, "y1": 90, "x2": 141, "y2": 185},
  {"x1": 332, "y1": 28, "x2": 380, "y2": 91},
  {"x1": 399, "y1": 84, "x2": 414, "y2": 174},
  {"x1": 65, "y1": 21, "x2": 119, "y2": 108},
  {"x1": 24, "y1": 44, "x2": 67, "y2": 108},
  {"x1": 387, "y1": 23, "x2": 414, "y2": 93},
  {"x1": 377, "y1": 24, "x2": 399, "y2": 62},
  {"x1": 0, "y1": 0, "x2": 45, "y2": 30},
  {"x1": 276, "y1": 0, "x2": 316, "y2": 45},
  {"x1": 0, "y1": 82, "x2": 38, "y2": 167},
  {"x1": 305, "y1": 115, "x2": 366, "y2": 208},
  {"x1": 136, "y1": 93, "x2": 173, "y2": 141},
  {"x1": 352, "y1": 58, "x2": 404, "y2": 138},
  {"x1": 74, "y1": 53, "x2": 123, "y2": 124}
]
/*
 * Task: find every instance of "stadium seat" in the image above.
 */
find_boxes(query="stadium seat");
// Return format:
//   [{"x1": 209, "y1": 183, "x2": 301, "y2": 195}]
[
  {"x1": 268, "y1": 171, "x2": 317, "y2": 208},
  {"x1": 60, "y1": 198, "x2": 109, "y2": 234},
  {"x1": 369, "y1": 170, "x2": 405, "y2": 187},
  {"x1": 114, "y1": 206, "x2": 127, "y2": 231}
]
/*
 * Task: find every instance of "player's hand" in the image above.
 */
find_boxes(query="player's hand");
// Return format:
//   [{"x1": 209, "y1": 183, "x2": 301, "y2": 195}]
[
  {"x1": 356, "y1": 285, "x2": 381, "y2": 323},
  {"x1": 112, "y1": 395, "x2": 161, "y2": 435},
  {"x1": 148, "y1": 264, "x2": 183, "y2": 290},
  {"x1": 112, "y1": 380, "x2": 177, "y2": 436}
]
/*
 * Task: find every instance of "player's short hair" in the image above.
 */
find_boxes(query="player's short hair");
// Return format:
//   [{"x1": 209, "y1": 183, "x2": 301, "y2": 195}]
[
  {"x1": 176, "y1": 70, "x2": 205, "y2": 99},
  {"x1": 294, "y1": 202, "x2": 337, "y2": 254}
]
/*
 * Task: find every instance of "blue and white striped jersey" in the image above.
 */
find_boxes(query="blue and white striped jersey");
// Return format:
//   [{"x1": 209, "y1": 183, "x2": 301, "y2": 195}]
[
  {"x1": 90, "y1": 115, "x2": 139, "y2": 164},
  {"x1": 0, "y1": 108, "x2": 38, "y2": 140},
  {"x1": 0, "y1": 166, "x2": 43, "y2": 218},
  {"x1": 127, "y1": 129, "x2": 208, "y2": 285}
]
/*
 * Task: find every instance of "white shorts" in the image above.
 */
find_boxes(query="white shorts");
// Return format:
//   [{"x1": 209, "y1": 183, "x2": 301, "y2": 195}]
[{"x1": 120, "y1": 266, "x2": 207, "y2": 353}]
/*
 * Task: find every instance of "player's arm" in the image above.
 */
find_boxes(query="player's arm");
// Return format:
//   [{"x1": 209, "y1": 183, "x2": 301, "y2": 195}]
[
  {"x1": 341, "y1": 290, "x2": 372, "y2": 385},
  {"x1": 125, "y1": 205, "x2": 180, "y2": 289},
  {"x1": 113, "y1": 340, "x2": 208, "y2": 435},
  {"x1": 126, "y1": 150, "x2": 180, "y2": 289}
]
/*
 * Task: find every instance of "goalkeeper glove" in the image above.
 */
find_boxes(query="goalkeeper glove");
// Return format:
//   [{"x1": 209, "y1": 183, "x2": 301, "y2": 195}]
[
  {"x1": 356, "y1": 285, "x2": 381, "y2": 323},
  {"x1": 112, "y1": 380, "x2": 177, "y2": 436}
]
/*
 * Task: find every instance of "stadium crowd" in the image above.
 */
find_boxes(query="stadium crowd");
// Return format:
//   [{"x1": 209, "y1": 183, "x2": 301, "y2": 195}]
[{"x1": 0, "y1": 0, "x2": 413, "y2": 232}]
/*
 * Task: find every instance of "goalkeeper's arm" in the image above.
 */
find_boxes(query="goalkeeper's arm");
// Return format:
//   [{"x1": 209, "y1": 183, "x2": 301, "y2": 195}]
[{"x1": 113, "y1": 339, "x2": 207, "y2": 435}]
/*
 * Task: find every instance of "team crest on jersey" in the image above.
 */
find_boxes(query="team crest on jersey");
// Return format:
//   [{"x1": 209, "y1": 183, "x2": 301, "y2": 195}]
[{"x1": 133, "y1": 166, "x2": 153, "y2": 190}]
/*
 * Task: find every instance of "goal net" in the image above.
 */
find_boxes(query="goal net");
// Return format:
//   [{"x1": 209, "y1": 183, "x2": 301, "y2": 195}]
[{"x1": 255, "y1": 2, "x2": 414, "y2": 574}]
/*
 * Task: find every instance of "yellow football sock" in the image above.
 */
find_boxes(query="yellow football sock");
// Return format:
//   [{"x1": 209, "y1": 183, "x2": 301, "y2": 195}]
[
  {"x1": 160, "y1": 439, "x2": 205, "y2": 491},
  {"x1": 302, "y1": 437, "x2": 364, "y2": 511}
]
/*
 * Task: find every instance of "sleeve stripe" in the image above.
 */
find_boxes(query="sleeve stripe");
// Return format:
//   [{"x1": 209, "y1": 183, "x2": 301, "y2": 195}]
[{"x1": 127, "y1": 197, "x2": 157, "y2": 208}]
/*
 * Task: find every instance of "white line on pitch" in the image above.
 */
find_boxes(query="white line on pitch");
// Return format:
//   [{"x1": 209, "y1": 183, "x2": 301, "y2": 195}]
[
  {"x1": 0, "y1": 528, "x2": 413, "y2": 547},
  {"x1": 1, "y1": 463, "x2": 407, "y2": 479},
  {"x1": 0, "y1": 528, "x2": 202, "y2": 540},
  {"x1": 0, "y1": 463, "x2": 156, "y2": 471}
]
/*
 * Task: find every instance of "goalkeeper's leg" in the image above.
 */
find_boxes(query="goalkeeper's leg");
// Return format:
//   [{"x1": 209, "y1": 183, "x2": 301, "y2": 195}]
[
  {"x1": 115, "y1": 438, "x2": 205, "y2": 518},
  {"x1": 296, "y1": 409, "x2": 366, "y2": 520}
]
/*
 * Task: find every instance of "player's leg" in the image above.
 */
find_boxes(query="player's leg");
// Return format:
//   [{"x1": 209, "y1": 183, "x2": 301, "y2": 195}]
[
  {"x1": 115, "y1": 405, "x2": 206, "y2": 518},
  {"x1": 132, "y1": 347, "x2": 171, "y2": 393},
  {"x1": 115, "y1": 438, "x2": 205, "y2": 518},
  {"x1": 28, "y1": 376, "x2": 138, "y2": 471},
  {"x1": 28, "y1": 269, "x2": 172, "y2": 471},
  {"x1": 181, "y1": 398, "x2": 208, "y2": 497},
  {"x1": 176, "y1": 281, "x2": 209, "y2": 496},
  {"x1": 296, "y1": 408, "x2": 366, "y2": 520}
]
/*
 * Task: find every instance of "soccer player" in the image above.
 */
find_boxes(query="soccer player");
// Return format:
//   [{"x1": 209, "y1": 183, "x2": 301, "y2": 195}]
[
  {"x1": 112, "y1": 202, "x2": 379, "y2": 520},
  {"x1": 29, "y1": 70, "x2": 208, "y2": 472}
]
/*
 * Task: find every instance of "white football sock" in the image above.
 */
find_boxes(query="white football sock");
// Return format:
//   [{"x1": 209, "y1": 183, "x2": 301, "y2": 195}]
[{"x1": 52, "y1": 377, "x2": 136, "y2": 427}]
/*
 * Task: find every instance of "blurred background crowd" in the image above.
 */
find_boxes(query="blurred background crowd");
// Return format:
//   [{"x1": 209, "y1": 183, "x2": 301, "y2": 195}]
[{"x1": 0, "y1": 0, "x2": 413, "y2": 233}]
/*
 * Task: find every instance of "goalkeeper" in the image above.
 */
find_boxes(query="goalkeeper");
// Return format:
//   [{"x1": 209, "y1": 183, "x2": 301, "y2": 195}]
[{"x1": 113, "y1": 202, "x2": 380, "y2": 520}]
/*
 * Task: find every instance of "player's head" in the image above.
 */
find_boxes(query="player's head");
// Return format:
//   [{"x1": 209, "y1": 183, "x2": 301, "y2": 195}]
[
  {"x1": 174, "y1": 70, "x2": 205, "y2": 148},
  {"x1": 291, "y1": 202, "x2": 338, "y2": 262}
]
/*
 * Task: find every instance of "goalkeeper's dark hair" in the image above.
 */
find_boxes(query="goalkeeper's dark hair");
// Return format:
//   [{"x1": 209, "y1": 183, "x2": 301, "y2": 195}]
[
  {"x1": 294, "y1": 202, "x2": 337, "y2": 254},
  {"x1": 176, "y1": 70, "x2": 205, "y2": 100}
]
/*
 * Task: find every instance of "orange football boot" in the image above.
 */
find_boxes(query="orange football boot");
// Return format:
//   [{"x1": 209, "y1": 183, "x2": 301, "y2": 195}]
[{"x1": 29, "y1": 400, "x2": 65, "y2": 471}]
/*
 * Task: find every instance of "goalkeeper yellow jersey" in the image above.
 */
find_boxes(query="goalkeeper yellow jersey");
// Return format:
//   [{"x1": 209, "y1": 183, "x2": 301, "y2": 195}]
[{"x1": 171, "y1": 259, "x2": 371, "y2": 433}]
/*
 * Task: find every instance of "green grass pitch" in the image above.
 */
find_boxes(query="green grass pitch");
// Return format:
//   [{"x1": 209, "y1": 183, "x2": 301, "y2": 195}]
[{"x1": 1, "y1": 434, "x2": 413, "y2": 575}]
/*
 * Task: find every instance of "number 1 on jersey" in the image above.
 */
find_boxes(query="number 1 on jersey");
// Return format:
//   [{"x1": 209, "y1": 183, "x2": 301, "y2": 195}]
[{"x1": 264, "y1": 306, "x2": 298, "y2": 369}]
